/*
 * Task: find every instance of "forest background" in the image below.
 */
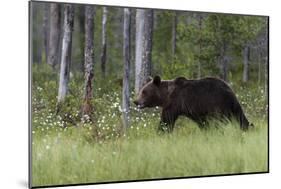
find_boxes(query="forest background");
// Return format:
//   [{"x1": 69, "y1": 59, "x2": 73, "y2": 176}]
[{"x1": 30, "y1": 1, "x2": 268, "y2": 187}]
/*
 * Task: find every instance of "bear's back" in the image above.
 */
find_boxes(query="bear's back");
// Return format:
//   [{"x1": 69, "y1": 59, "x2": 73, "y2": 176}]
[{"x1": 170, "y1": 76, "x2": 235, "y2": 103}]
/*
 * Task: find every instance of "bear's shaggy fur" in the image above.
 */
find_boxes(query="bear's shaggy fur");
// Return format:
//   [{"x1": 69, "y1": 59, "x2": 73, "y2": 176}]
[{"x1": 134, "y1": 76, "x2": 252, "y2": 132}]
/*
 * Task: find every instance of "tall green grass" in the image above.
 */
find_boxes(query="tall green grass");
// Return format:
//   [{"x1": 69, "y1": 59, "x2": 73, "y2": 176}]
[
  {"x1": 32, "y1": 119, "x2": 268, "y2": 187},
  {"x1": 31, "y1": 65, "x2": 268, "y2": 187}
]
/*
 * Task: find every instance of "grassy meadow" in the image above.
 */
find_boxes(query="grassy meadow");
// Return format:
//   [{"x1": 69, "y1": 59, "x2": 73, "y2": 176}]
[{"x1": 31, "y1": 65, "x2": 268, "y2": 187}]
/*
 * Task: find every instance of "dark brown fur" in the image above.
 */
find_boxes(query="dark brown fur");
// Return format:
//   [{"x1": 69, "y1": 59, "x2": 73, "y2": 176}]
[{"x1": 134, "y1": 76, "x2": 252, "y2": 132}]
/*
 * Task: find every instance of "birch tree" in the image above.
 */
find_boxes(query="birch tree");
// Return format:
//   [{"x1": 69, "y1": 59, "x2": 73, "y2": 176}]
[
  {"x1": 101, "y1": 7, "x2": 108, "y2": 77},
  {"x1": 264, "y1": 19, "x2": 268, "y2": 108},
  {"x1": 242, "y1": 45, "x2": 250, "y2": 82},
  {"x1": 57, "y1": 5, "x2": 74, "y2": 106},
  {"x1": 220, "y1": 43, "x2": 229, "y2": 81},
  {"x1": 135, "y1": 9, "x2": 153, "y2": 94},
  {"x1": 42, "y1": 4, "x2": 49, "y2": 63},
  {"x1": 81, "y1": 6, "x2": 95, "y2": 116},
  {"x1": 235, "y1": 17, "x2": 264, "y2": 83},
  {"x1": 171, "y1": 13, "x2": 177, "y2": 59},
  {"x1": 197, "y1": 14, "x2": 202, "y2": 79},
  {"x1": 32, "y1": 3, "x2": 42, "y2": 64},
  {"x1": 48, "y1": 3, "x2": 61, "y2": 67},
  {"x1": 78, "y1": 6, "x2": 85, "y2": 72},
  {"x1": 122, "y1": 8, "x2": 131, "y2": 128}
]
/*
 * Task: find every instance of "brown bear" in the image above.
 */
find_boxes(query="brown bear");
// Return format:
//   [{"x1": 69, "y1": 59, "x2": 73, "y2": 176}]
[{"x1": 133, "y1": 76, "x2": 252, "y2": 132}]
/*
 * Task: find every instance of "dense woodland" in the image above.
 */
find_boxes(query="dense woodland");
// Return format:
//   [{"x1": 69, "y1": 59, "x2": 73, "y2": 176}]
[
  {"x1": 31, "y1": 2, "x2": 268, "y2": 186},
  {"x1": 31, "y1": 2, "x2": 268, "y2": 129}
]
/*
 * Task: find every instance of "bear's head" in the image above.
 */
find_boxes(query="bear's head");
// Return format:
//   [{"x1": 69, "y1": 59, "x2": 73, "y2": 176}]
[{"x1": 133, "y1": 75, "x2": 163, "y2": 109}]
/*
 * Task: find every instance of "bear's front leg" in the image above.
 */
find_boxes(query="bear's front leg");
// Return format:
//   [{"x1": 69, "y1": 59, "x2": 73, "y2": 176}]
[{"x1": 158, "y1": 109, "x2": 178, "y2": 133}]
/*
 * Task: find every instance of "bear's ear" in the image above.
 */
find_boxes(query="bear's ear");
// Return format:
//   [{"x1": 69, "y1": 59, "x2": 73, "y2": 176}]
[
  {"x1": 153, "y1": 75, "x2": 161, "y2": 86},
  {"x1": 146, "y1": 76, "x2": 153, "y2": 83}
]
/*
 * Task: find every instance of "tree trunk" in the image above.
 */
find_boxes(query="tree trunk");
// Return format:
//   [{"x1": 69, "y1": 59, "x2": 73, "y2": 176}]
[
  {"x1": 82, "y1": 6, "x2": 95, "y2": 116},
  {"x1": 220, "y1": 43, "x2": 228, "y2": 82},
  {"x1": 78, "y1": 6, "x2": 85, "y2": 72},
  {"x1": 32, "y1": 3, "x2": 42, "y2": 64},
  {"x1": 101, "y1": 7, "x2": 108, "y2": 77},
  {"x1": 222, "y1": 58, "x2": 228, "y2": 81},
  {"x1": 264, "y1": 54, "x2": 268, "y2": 107},
  {"x1": 57, "y1": 5, "x2": 74, "y2": 106},
  {"x1": 135, "y1": 9, "x2": 153, "y2": 94},
  {"x1": 48, "y1": 3, "x2": 61, "y2": 68},
  {"x1": 122, "y1": 8, "x2": 131, "y2": 129},
  {"x1": 171, "y1": 13, "x2": 177, "y2": 59},
  {"x1": 197, "y1": 15, "x2": 202, "y2": 79},
  {"x1": 258, "y1": 49, "x2": 261, "y2": 84},
  {"x1": 264, "y1": 18, "x2": 268, "y2": 110},
  {"x1": 243, "y1": 45, "x2": 250, "y2": 82},
  {"x1": 42, "y1": 4, "x2": 49, "y2": 63}
]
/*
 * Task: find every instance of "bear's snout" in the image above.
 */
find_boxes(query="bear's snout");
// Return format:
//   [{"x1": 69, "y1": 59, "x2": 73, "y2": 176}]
[
  {"x1": 133, "y1": 100, "x2": 145, "y2": 109},
  {"x1": 133, "y1": 100, "x2": 138, "y2": 105}
]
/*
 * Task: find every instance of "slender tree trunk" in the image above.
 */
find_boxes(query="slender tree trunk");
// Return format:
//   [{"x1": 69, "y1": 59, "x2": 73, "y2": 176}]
[
  {"x1": 135, "y1": 10, "x2": 144, "y2": 94},
  {"x1": 42, "y1": 4, "x2": 49, "y2": 63},
  {"x1": 58, "y1": 5, "x2": 64, "y2": 68},
  {"x1": 122, "y1": 8, "x2": 131, "y2": 129},
  {"x1": 197, "y1": 15, "x2": 202, "y2": 79},
  {"x1": 57, "y1": 5, "x2": 74, "y2": 106},
  {"x1": 36, "y1": 31, "x2": 42, "y2": 64},
  {"x1": 82, "y1": 6, "x2": 95, "y2": 116},
  {"x1": 171, "y1": 13, "x2": 177, "y2": 59},
  {"x1": 130, "y1": 9, "x2": 136, "y2": 71},
  {"x1": 220, "y1": 43, "x2": 228, "y2": 81},
  {"x1": 101, "y1": 7, "x2": 108, "y2": 77},
  {"x1": 264, "y1": 19, "x2": 268, "y2": 110},
  {"x1": 222, "y1": 58, "x2": 228, "y2": 81},
  {"x1": 33, "y1": 3, "x2": 42, "y2": 64},
  {"x1": 135, "y1": 9, "x2": 153, "y2": 94},
  {"x1": 264, "y1": 54, "x2": 268, "y2": 106},
  {"x1": 78, "y1": 6, "x2": 85, "y2": 72},
  {"x1": 243, "y1": 45, "x2": 250, "y2": 82},
  {"x1": 48, "y1": 3, "x2": 61, "y2": 68},
  {"x1": 258, "y1": 49, "x2": 261, "y2": 84}
]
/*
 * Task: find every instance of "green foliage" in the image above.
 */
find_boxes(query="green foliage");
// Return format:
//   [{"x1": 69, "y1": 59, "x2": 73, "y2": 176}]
[
  {"x1": 32, "y1": 117, "x2": 268, "y2": 186},
  {"x1": 31, "y1": 5, "x2": 268, "y2": 187},
  {"x1": 32, "y1": 64, "x2": 268, "y2": 186},
  {"x1": 153, "y1": 12, "x2": 267, "y2": 80}
]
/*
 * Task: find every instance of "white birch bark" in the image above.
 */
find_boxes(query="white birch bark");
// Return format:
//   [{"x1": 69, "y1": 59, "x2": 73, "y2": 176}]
[
  {"x1": 135, "y1": 9, "x2": 153, "y2": 94},
  {"x1": 122, "y1": 8, "x2": 131, "y2": 128},
  {"x1": 264, "y1": 19, "x2": 268, "y2": 108},
  {"x1": 42, "y1": 4, "x2": 49, "y2": 63},
  {"x1": 172, "y1": 13, "x2": 177, "y2": 58},
  {"x1": 101, "y1": 7, "x2": 108, "y2": 77},
  {"x1": 220, "y1": 42, "x2": 228, "y2": 82},
  {"x1": 57, "y1": 4, "x2": 74, "y2": 104},
  {"x1": 77, "y1": 6, "x2": 85, "y2": 72},
  {"x1": 82, "y1": 6, "x2": 95, "y2": 116},
  {"x1": 197, "y1": 15, "x2": 202, "y2": 79},
  {"x1": 48, "y1": 3, "x2": 61, "y2": 67},
  {"x1": 243, "y1": 45, "x2": 250, "y2": 82}
]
